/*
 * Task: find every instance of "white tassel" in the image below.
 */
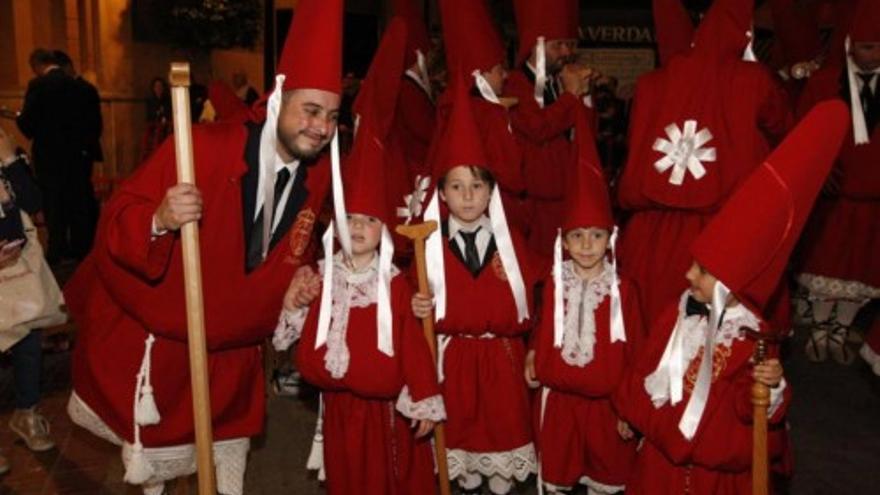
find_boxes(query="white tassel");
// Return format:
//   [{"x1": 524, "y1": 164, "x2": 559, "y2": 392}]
[
  {"x1": 306, "y1": 395, "x2": 326, "y2": 481},
  {"x1": 534, "y1": 36, "x2": 547, "y2": 108},
  {"x1": 609, "y1": 226, "x2": 626, "y2": 343},
  {"x1": 845, "y1": 37, "x2": 872, "y2": 145},
  {"x1": 376, "y1": 225, "x2": 395, "y2": 357},
  {"x1": 124, "y1": 445, "x2": 154, "y2": 484},
  {"x1": 424, "y1": 187, "x2": 447, "y2": 321},
  {"x1": 552, "y1": 229, "x2": 564, "y2": 348},
  {"x1": 135, "y1": 385, "x2": 161, "y2": 426},
  {"x1": 488, "y1": 186, "x2": 530, "y2": 322},
  {"x1": 315, "y1": 222, "x2": 335, "y2": 350}
]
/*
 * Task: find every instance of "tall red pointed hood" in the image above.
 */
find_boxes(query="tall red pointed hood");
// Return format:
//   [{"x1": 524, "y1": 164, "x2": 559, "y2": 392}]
[
  {"x1": 276, "y1": 0, "x2": 343, "y2": 94},
  {"x1": 207, "y1": 80, "x2": 253, "y2": 124},
  {"x1": 439, "y1": 0, "x2": 505, "y2": 78},
  {"x1": 653, "y1": 0, "x2": 695, "y2": 66},
  {"x1": 392, "y1": 0, "x2": 432, "y2": 68},
  {"x1": 352, "y1": 17, "x2": 409, "y2": 139},
  {"x1": 562, "y1": 106, "x2": 613, "y2": 232},
  {"x1": 691, "y1": 0, "x2": 754, "y2": 61},
  {"x1": 691, "y1": 101, "x2": 850, "y2": 317},
  {"x1": 850, "y1": 0, "x2": 880, "y2": 42},
  {"x1": 770, "y1": 0, "x2": 821, "y2": 66},
  {"x1": 431, "y1": 72, "x2": 490, "y2": 180},
  {"x1": 513, "y1": 0, "x2": 580, "y2": 64}
]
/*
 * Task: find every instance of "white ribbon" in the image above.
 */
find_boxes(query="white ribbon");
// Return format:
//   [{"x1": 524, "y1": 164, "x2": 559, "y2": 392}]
[
  {"x1": 653, "y1": 120, "x2": 717, "y2": 186},
  {"x1": 742, "y1": 32, "x2": 758, "y2": 62},
  {"x1": 609, "y1": 226, "x2": 626, "y2": 343},
  {"x1": 489, "y1": 186, "x2": 530, "y2": 322},
  {"x1": 397, "y1": 174, "x2": 432, "y2": 224},
  {"x1": 534, "y1": 37, "x2": 547, "y2": 108},
  {"x1": 330, "y1": 130, "x2": 352, "y2": 259},
  {"x1": 376, "y1": 225, "x2": 395, "y2": 357},
  {"x1": 536, "y1": 385, "x2": 551, "y2": 495},
  {"x1": 552, "y1": 229, "x2": 565, "y2": 348},
  {"x1": 473, "y1": 70, "x2": 501, "y2": 105},
  {"x1": 315, "y1": 222, "x2": 335, "y2": 350},
  {"x1": 424, "y1": 187, "x2": 447, "y2": 321},
  {"x1": 436, "y1": 335, "x2": 453, "y2": 382},
  {"x1": 846, "y1": 36, "x2": 872, "y2": 145},
  {"x1": 258, "y1": 75, "x2": 285, "y2": 260},
  {"x1": 678, "y1": 281, "x2": 730, "y2": 440}
]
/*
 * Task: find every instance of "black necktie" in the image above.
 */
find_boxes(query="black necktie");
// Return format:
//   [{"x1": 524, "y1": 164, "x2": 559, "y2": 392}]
[
  {"x1": 858, "y1": 73, "x2": 878, "y2": 129},
  {"x1": 459, "y1": 228, "x2": 482, "y2": 275},
  {"x1": 246, "y1": 168, "x2": 292, "y2": 271},
  {"x1": 685, "y1": 296, "x2": 710, "y2": 318}
]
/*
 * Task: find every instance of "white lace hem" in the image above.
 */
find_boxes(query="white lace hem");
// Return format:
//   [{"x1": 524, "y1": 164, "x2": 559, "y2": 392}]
[
  {"x1": 395, "y1": 386, "x2": 446, "y2": 422},
  {"x1": 272, "y1": 307, "x2": 308, "y2": 351},
  {"x1": 68, "y1": 392, "x2": 250, "y2": 495},
  {"x1": 797, "y1": 273, "x2": 880, "y2": 301},
  {"x1": 579, "y1": 474, "x2": 625, "y2": 494},
  {"x1": 447, "y1": 443, "x2": 537, "y2": 482}
]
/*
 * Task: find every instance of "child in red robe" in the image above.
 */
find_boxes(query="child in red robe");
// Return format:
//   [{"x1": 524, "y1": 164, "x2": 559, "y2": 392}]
[
  {"x1": 613, "y1": 101, "x2": 849, "y2": 494},
  {"x1": 412, "y1": 73, "x2": 538, "y2": 495},
  {"x1": 273, "y1": 108, "x2": 444, "y2": 495},
  {"x1": 526, "y1": 105, "x2": 643, "y2": 494}
]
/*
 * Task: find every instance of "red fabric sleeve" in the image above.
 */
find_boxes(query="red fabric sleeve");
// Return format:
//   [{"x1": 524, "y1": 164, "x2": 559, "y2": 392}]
[
  {"x1": 397, "y1": 278, "x2": 442, "y2": 402},
  {"x1": 508, "y1": 76, "x2": 581, "y2": 144}
]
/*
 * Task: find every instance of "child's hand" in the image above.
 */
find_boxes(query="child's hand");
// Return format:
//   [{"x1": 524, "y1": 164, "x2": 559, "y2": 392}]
[
  {"x1": 524, "y1": 350, "x2": 540, "y2": 389},
  {"x1": 412, "y1": 419, "x2": 436, "y2": 439},
  {"x1": 411, "y1": 292, "x2": 433, "y2": 320},
  {"x1": 283, "y1": 265, "x2": 321, "y2": 311},
  {"x1": 617, "y1": 419, "x2": 635, "y2": 441},
  {"x1": 752, "y1": 358, "x2": 784, "y2": 388}
]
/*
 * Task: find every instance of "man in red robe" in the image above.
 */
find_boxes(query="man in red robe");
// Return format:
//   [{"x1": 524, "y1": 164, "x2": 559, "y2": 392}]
[
  {"x1": 616, "y1": 0, "x2": 793, "y2": 326},
  {"x1": 506, "y1": 0, "x2": 597, "y2": 260},
  {"x1": 63, "y1": 1, "x2": 343, "y2": 493}
]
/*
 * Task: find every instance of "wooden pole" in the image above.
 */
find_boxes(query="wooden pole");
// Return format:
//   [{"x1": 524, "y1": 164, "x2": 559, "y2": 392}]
[
  {"x1": 168, "y1": 62, "x2": 217, "y2": 495},
  {"x1": 396, "y1": 221, "x2": 452, "y2": 495},
  {"x1": 751, "y1": 336, "x2": 770, "y2": 495}
]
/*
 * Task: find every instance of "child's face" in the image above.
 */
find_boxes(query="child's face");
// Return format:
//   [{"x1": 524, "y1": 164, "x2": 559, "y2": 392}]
[
  {"x1": 685, "y1": 261, "x2": 718, "y2": 304},
  {"x1": 563, "y1": 227, "x2": 609, "y2": 271},
  {"x1": 440, "y1": 166, "x2": 492, "y2": 224},
  {"x1": 347, "y1": 213, "x2": 383, "y2": 256}
]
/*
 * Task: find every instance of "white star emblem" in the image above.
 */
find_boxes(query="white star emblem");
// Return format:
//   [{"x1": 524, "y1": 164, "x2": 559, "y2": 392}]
[
  {"x1": 396, "y1": 175, "x2": 432, "y2": 224},
  {"x1": 652, "y1": 120, "x2": 717, "y2": 186}
]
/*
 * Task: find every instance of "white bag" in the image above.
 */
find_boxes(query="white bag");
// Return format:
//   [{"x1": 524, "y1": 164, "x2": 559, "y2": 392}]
[{"x1": 0, "y1": 211, "x2": 67, "y2": 351}]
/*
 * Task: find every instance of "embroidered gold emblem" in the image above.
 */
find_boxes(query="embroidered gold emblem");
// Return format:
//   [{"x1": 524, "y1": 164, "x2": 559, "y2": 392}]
[
  {"x1": 683, "y1": 344, "x2": 732, "y2": 395},
  {"x1": 491, "y1": 252, "x2": 507, "y2": 281},
  {"x1": 287, "y1": 208, "x2": 316, "y2": 263}
]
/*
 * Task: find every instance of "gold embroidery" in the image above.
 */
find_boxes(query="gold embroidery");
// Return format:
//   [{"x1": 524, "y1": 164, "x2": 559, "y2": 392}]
[
  {"x1": 683, "y1": 344, "x2": 732, "y2": 395},
  {"x1": 491, "y1": 252, "x2": 507, "y2": 281},
  {"x1": 287, "y1": 208, "x2": 316, "y2": 263}
]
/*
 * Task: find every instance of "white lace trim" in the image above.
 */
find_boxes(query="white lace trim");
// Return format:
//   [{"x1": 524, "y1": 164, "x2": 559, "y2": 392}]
[
  {"x1": 68, "y1": 392, "x2": 249, "y2": 494},
  {"x1": 447, "y1": 443, "x2": 537, "y2": 482},
  {"x1": 797, "y1": 273, "x2": 880, "y2": 301},
  {"x1": 321, "y1": 253, "x2": 401, "y2": 379},
  {"x1": 272, "y1": 307, "x2": 308, "y2": 351},
  {"x1": 643, "y1": 293, "x2": 761, "y2": 408},
  {"x1": 395, "y1": 386, "x2": 447, "y2": 422},
  {"x1": 560, "y1": 260, "x2": 613, "y2": 367},
  {"x1": 579, "y1": 474, "x2": 625, "y2": 494}
]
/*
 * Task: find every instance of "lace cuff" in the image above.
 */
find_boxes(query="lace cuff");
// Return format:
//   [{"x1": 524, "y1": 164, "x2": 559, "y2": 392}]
[
  {"x1": 395, "y1": 386, "x2": 446, "y2": 422},
  {"x1": 768, "y1": 378, "x2": 787, "y2": 418},
  {"x1": 272, "y1": 307, "x2": 309, "y2": 351}
]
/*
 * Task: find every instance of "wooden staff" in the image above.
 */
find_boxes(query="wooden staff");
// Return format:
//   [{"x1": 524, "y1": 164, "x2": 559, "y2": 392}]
[
  {"x1": 745, "y1": 328, "x2": 770, "y2": 495},
  {"x1": 396, "y1": 221, "x2": 452, "y2": 495},
  {"x1": 169, "y1": 62, "x2": 216, "y2": 495}
]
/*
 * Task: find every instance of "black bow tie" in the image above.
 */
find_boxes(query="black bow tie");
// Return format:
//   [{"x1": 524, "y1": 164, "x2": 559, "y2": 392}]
[{"x1": 685, "y1": 296, "x2": 710, "y2": 318}]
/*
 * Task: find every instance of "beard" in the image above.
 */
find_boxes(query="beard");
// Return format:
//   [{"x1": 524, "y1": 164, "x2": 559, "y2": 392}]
[{"x1": 277, "y1": 129, "x2": 329, "y2": 161}]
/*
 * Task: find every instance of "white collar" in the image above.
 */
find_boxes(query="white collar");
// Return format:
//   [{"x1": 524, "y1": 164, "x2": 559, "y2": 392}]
[{"x1": 448, "y1": 215, "x2": 492, "y2": 238}]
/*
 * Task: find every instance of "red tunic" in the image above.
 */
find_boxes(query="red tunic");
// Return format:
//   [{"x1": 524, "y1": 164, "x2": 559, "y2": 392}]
[
  {"x1": 613, "y1": 302, "x2": 792, "y2": 495},
  {"x1": 65, "y1": 122, "x2": 330, "y2": 446},
  {"x1": 433, "y1": 229, "x2": 539, "y2": 481},
  {"x1": 506, "y1": 70, "x2": 591, "y2": 259},
  {"x1": 796, "y1": 66, "x2": 880, "y2": 292},
  {"x1": 295, "y1": 270, "x2": 441, "y2": 495},
  {"x1": 616, "y1": 65, "x2": 792, "y2": 325},
  {"x1": 531, "y1": 266, "x2": 644, "y2": 490}
]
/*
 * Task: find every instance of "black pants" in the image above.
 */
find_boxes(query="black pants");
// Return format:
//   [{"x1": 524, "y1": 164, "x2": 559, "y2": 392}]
[{"x1": 36, "y1": 153, "x2": 98, "y2": 262}]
